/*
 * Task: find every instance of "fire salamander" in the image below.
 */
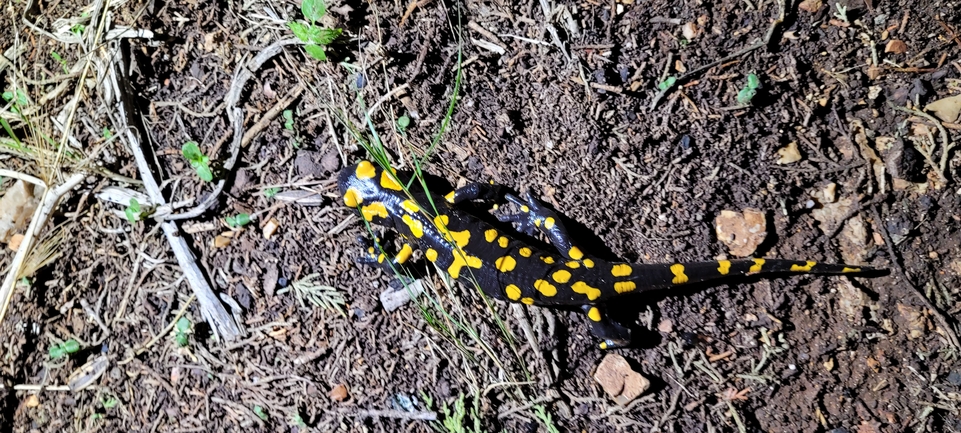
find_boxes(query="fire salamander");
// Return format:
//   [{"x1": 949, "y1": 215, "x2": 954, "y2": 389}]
[{"x1": 338, "y1": 160, "x2": 880, "y2": 349}]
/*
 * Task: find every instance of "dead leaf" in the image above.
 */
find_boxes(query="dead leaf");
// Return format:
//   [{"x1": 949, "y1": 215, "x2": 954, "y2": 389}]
[
  {"x1": 884, "y1": 39, "x2": 907, "y2": 54},
  {"x1": 776, "y1": 142, "x2": 803, "y2": 164},
  {"x1": 67, "y1": 355, "x2": 109, "y2": 392},
  {"x1": 924, "y1": 94, "x2": 961, "y2": 123},
  {"x1": 897, "y1": 303, "x2": 931, "y2": 339},
  {"x1": 329, "y1": 384, "x2": 349, "y2": 402},
  {"x1": 0, "y1": 180, "x2": 38, "y2": 243},
  {"x1": 593, "y1": 354, "x2": 651, "y2": 405},
  {"x1": 715, "y1": 208, "x2": 767, "y2": 257},
  {"x1": 7, "y1": 233, "x2": 23, "y2": 251},
  {"x1": 798, "y1": 0, "x2": 822, "y2": 13}
]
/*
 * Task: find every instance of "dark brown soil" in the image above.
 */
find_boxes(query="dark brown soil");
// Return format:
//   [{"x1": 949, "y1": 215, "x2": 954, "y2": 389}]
[{"x1": 3, "y1": 0, "x2": 961, "y2": 431}]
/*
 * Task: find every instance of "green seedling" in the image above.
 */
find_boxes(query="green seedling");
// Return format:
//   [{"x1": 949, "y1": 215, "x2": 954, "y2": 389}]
[
  {"x1": 263, "y1": 187, "x2": 280, "y2": 198},
  {"x1": 225, "y1": 213, "x2": 251, "y2": 228},
  {"x1": 834, "y1": 3, "x2": 849, "y2": 24},
  {"x1": 71, "y1": 12, "x2": 88, "y2": 36},
  {"x1": 396, "y1": 115, "x2": 411, "y2": 132},
  {"x1": 50, "y1": 51, "x2": 69, "y2": 74},
  {"x1": 3, "y1": 89, "x2": 29, "y2": 114},
  {"x1": 181, "y1": 141, "x2": 213, "y2": 182},
  {"x1": 125, "y1": 198, "x2": 141, "y2": 223},
  {"x1": 658, "y1": 76, "x2": 677, "y2": 91},
  {"x1": 102, "y1": 396, "x2": 119, "y2": 409},
  {"x1": 102, "y1": 127, "x2": 112, "y2": 140},
  {"x1": 253, "y1": 405, "x2": 269, "y2": 421},
  {"x1": 287, "y1": 0, "x2": 342, "y2": 61},
  {"x1": 283, "y1": 109, "x2": 295, "y2": 130},
  {"x1": 49, "y1": 339, "x2": 81, "y2": 359},
  {"x1": 532, "y1": 405, "x2": 560, "y2": 433},
  {"x1": 174, "y1": 317, "x2": 191, "y2": 347},
  {"x1": 736, "y1": 73, "x2": 760, "y2": 106}
]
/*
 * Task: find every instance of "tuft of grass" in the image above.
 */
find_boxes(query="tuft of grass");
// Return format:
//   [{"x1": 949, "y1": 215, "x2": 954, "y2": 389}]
[{"x1": 279, "y1": 273, "x2": 347, "y2": 316}]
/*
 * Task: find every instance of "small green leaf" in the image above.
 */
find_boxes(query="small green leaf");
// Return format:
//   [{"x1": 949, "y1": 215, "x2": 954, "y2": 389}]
[
  {"x1": 736, "y1": 74, "x2": 761, "y2": 106},
  {"x1": 102, "y1": 398, "x2": 119, "y2": 409},
  {"x1": 283, "y1": 109, "x2": 294, "y2": 130},
  {"x1": 175, "y1": 333, "x2": 189, "y2": 347},
  {"x1": 309, "y1": 27, "x2": 341, "y2": 45},
  {"x1": 300, "y1": 0, "x2": 326, "y2": 24},
  {"x1": 176, "y1": 317, "x2": 191, "y2": 332},
  {"x1": 658, "y1": 76, "x2": 677, "y2": 91},
  {"x1": 397, "y1": 115, "x2": 410, "y2": 130},
  {"x1": 51, "y1": 51, "x2": 64, "y2": 63},
  {"x1": 304, "y1": 44, "x2": 327, "y2": 61},
  {"x1": 102, "y1": 127, "x2": 112, "y2": 139},
  {"x1": 182, "y1": 141, "x2": 203, "y2": 162},
  {"x1": 226, "y1": 213, "x2": 251, "y2": 228},
  {"x1": 263, "y1": 187, "x2": 280, "y2": 198},
  {"x1": 194, "y1": 163, "x2": 213, "y2": 182},
  {"x1": 253, "y1": 405, "x2": 269, "y2": 421},
  {"x1": 62, "y1": 339, "x2": 81, "y2": 353},
  {"x1": 49, "y1": 345, "x2": 66, "y2": 359},
  {"x1": 745, "y1": 73, "x2": 760, "y2": 90},
  {"x1": 287, "y1": 21, "x2": 310, "y2": 42},
  {"x1": 129, "y1": 198, "x2": 141, "y2": 213}
]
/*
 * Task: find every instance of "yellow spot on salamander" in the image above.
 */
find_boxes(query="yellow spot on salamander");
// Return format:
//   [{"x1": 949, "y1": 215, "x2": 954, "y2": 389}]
[
  {"x1": 534, "y1": 279, "x2": 557, "y2": 297},
  {"x1": 552, "y1": 270, "x2": 571, "y2": 284},
  {"x1": 571, "y1": 281, "x2": 602, "y2": 301},
  {"x1": 495, "y1": 256, "x2": 517, "y2": 272},
  {"x1": 541, "y1": 256, "x2": 555, "y2": 264},
  {"x1": 425, "y1": 248, "x2": 438, "y2": 262},
  {"x1": 599, "y1": 342, "x2": 609, "y2": 350},
  {"x1": 401, "y1": 200, "x2": 420, "y2": 213},
  {"x1": 433, "y1": 214, "x2": 449, "y2": 229},
  {"x1": 544, "y1": 217, "x2": 555, "y2": 229},
  {"x1": 566, "y1": 261, "x2": 580, "y2": 269},
  {"x1": 587, "y1": 307, "x2": 602, "y2": 322},
  {"x1": 534, "y1": 218, "x2": 542, "y2": 227},
  {"x1": 505, "y1": 284, "x2": 521, "y2": 301},
  {"x1": 484, "y1": 229, "x2": 498, "y2": 243},
  {"x1": 842, "y1": 267, "x2": 861, "y2": 273},
  {"x1": 521, "y1": 297, "x2": 534, "y2": 305},
  {"x1": 447, "y1": 230, "x2": 471, "y2": 248},
  {"x1": 583, "y1": 259, "x2": 595, "y2": 268},
  {"x1": 519, "y1": 247, "x2": 532, "y2": 257},
  {"x1": 377, "y1": 253, "x2": 386, "y2": 263},
  {"x1": 343, "y1": 187, "x2": 362, "y2": 207},
  {"x1": 445, "y1": 191, "x2": 455, "y2": 203},
  {"x1": 361, "y1": 202, "x2": 388, "y2": 221},
  {"x1": 569, "y1": 246, "x2": 584, "y2": 260},
  {"x1": 380, "y1": 171, "x2": 402, "y2": 191},
  {"x1": 611, "y1": 264, "x2": 632, "y2": 277},
  {"x1": 614, "y1": 281, "x2": 635, "y2": 293},
  {"x1": 718, "y1": 260, "x2": 731, "y2": 275},
  {"x1": 367, "y1": 247, "x2": 375, "y2": 255},
  {"x1": 355, "y1": 160, "x2": 376, "y2": 179},
  {"x1": 395, "y1": 244, "x2": 413, "y2": 264},
  {"x1": 402, "y1": 214, "x2": 424, "y2": 238},
  {"x1": 749, "y1": 258, "x2": 766, "y2": 273},
  {"x1": 497, "y1": 236, "x2": 509, "y2": 248},
  {"x1": 448, "y1": 252, "x2": 482, "y2": 279},
  {"x1": 670, "y1": 264, "x2": 689, "y2": 285},
  {"x1": 521, "y1": 205, "x2": 530, "y2": 213},
  {"x1": 790, "y1": 261, "x2": 817, "y2": 272}
]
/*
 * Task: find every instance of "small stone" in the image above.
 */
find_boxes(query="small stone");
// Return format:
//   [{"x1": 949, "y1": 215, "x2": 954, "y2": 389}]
[
  {"x1": 897, "y1": 303, "x2": 930, "y2": 339},
  {"x1": 681, "y1": 22, "x2": 697, "y2": 40},
  {"x1": 593, "y1": 354, "x2": 650, "y2": 405},
  {"x1": 657, "y1": 319, "x2": 673, "y2": 333},
  {"x1": 947, "y1": 371, "x2": 961, "y2": 386},
  {"x1": 876, "y1": 137, "x2": 924, "y2": 182},
  {"x1": 776, "y1": 142, "x2": 802, "y2": 164},
  {"x1": 262, "y1": 217, "x2": 280, "y2": 240},
  {"x1": 329, "y1": 384, "x2": 349, "y2": 402},
  {"x1": 213, "y1": 234, "x2": 232, "y2": 248},
  {"x1": 884, "y1": 39, "x2": 907, "y2": 54},
  {"x1": 715, "y1": 208, "x2": 767, "y2": 257},
  {"x1": 824, "y1": 357, "x2": 835, "y2": 371},
  {"x1": 925, "y1": 94, "x2": 961, "y2": 123},
  {"x1": 25, "y1": 394, "x2": 39, "y2": 408}
]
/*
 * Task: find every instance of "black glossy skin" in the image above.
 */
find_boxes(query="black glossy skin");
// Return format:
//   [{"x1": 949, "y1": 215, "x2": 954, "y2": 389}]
[{"x1": 338, "y1": 160, "x2": 880, "y2": 348}]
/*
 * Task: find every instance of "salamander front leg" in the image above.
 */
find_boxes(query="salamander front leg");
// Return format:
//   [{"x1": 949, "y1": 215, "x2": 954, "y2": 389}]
[
  {"x1": 500, "y1": 191, "x2": 584, "y2": 260},
  {"x1": 582, "y1": 305, "x2": 632, "y2": 349},
  {"x1": 355, "y1": 235, "x2": 417, "y2": 277}
]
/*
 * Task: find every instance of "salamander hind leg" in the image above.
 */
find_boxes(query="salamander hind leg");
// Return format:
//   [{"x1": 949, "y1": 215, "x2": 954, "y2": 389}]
[
  {"x1": 446, "y1": 182, "x2": 506, "y2": 204},
  {"x1": 582, "y1": 305, "x2": 633, "y2": 349},
  {"x1": 354, "y1": 235, "x2": 417, "y2": 276}
]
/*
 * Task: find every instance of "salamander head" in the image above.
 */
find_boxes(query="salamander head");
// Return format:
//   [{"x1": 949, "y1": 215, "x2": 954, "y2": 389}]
[{"x1": 338, "y1": 160, "x2": 405, "y2": 224}]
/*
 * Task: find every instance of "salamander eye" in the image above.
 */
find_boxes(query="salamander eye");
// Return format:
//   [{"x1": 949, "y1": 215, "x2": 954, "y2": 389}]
[{"x1": 343, "y1": 187, "x2": 363, "y2": 207}]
